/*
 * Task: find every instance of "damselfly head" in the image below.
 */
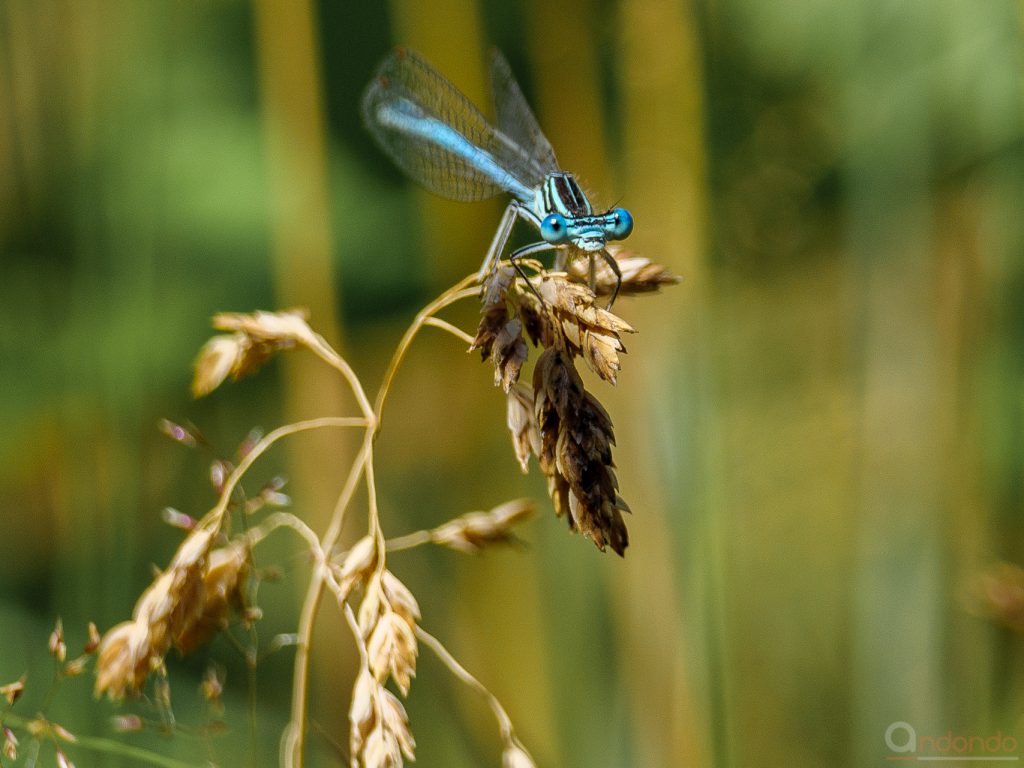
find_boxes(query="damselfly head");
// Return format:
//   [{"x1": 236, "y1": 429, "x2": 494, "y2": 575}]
[{"x1": 539, "y1": 208, "x2": 635, "y2": 252}]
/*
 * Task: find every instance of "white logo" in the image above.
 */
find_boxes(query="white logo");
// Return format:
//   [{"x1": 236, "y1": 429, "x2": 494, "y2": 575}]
[{"x1": 885, "y1": 721, "x2": 917, "y2": 753}]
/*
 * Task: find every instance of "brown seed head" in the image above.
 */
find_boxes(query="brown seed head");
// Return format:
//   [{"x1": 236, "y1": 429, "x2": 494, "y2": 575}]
[
  {"x1": 533, "y1": 349, "x2": 629, "y2": 555},
  {"x1": 506, "y1": 384, "x2": 541, "y2": 473},
  {"x1": 430, "y1": 499, "x2": 537, "y2": 554},
  {"x1": 95, "y1": 526, "x2": 228, "y2": 699},
  {"x1": 349, "y1": 666, "x2": 416, "y2": 768},
  {"x1": 565, "y1": 247, "x2": 680, "y2": 295},
  {"x1": 193, "y1": 309, "x2": 315, "y2": 397},
  {"x1": 357, "y1": 572, "x2": 419, "y2": 697}
]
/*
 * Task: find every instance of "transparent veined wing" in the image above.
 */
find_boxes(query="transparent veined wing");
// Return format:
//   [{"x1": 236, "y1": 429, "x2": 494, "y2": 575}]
[
  {"x1": 362, "y1": 49, "x2": 548, "y2": 203},
  {"x1": 488, "y1": 49, "x2": 559, "y2": 180}
]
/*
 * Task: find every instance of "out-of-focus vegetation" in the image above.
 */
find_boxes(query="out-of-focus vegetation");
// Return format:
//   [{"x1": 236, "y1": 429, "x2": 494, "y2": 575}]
[{"x1": 1, "y1": 0, "x2": 1023, "y2": 766}]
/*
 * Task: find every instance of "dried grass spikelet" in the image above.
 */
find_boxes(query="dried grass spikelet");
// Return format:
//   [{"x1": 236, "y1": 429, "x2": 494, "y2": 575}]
[
  {"x1": 471, "y1": 266, "x2": 528, "y2": 392},
  {"x1": 506, "y1": 384, "x2": 541, "y2": 472},
  {"x1": 565, "y1": 247, "x2": 680, "y2": 296},
  {"x1": 531, "y1": 276, "x2": 635, "y2": 385},
  {"x1": 430, "y1": 499, "x2": 537, "y2": 554},
  {"x1": 336, "y1": 535, "x2": 379, "y2": 597},
  {"x1": 357, "y1": 571, "x2": 420, "y2": 696},
  {"x1": 474, "y1": 259, "x2": 648, "y2": 554},
  {"x1": 534, "y1": 348, "x2": 630, "y2": 555},
  {"x1": 192, "y1": 309, "x2": 315, "y2": 397},
  {"x1": 95, "y1": 526, "x2": 254, "y2": 699},
  {"x1": 350, "y1": 666, "x2": 416, "y2": 768},
  {"x1": 175, "y1": 540, "x2": 251, "y2": 654}
]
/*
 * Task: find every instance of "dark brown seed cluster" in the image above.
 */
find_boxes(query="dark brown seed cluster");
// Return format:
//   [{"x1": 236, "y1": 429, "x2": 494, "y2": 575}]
[{"x1": 472, "y1": 251, "x2": 676, "y2": 556}]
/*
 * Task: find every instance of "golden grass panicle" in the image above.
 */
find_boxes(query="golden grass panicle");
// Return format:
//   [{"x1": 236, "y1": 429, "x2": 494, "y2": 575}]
[
  {"x1": 472, "y1": 252, "x2": 664, "y2": 554},
  {"x1": 429, "y1": 499, "x2": 537, "y2": 553},
  {"x1": 471, "y1": 266, "x2": 529, "y2": 392},
  {"x1": 95, "y1": 526, "x2": 257, "y2": 699},
  {"x1": 357, "y1": 572, "x2": 420, "y2": 697},
  {"x1": 192, "y1": 309, "x2": 314, "y2": 397},
  {"x1": 350, "y1": 667, "x2": 416, "y2": 768},
  {"x1": 565, "y1": 246, "x2": 680, "y2": 296},
  {"x1": 174, "y1": 540, "x2": 251, "y2": 654},
  {"x1": 336, "y1": 535, "x2": 379, "y2": 597}
]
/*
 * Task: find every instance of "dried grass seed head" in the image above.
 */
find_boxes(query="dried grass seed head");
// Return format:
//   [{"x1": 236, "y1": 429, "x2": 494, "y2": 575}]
[
  {"x1": 430, "y1": 498, "x2": 537, "y2": 553},
  {"x1": 193, "y1": 309, "x2": 315, "y2": 397},
  {"x1": 565, "y1": 247, "x2": 680, "y2": 295},
  {"x1": 350, "y1": 667, "x2": 416, "y2": 768},
  {"x1": 94, "y1": 526, "x2": 256, "y2": 698},
  {"x1": 506, "y1": 383, "x2": 541, "y2": 473},
  {"x1": 533, "y1": 348, "x2": 629, "y2": 555},
  {"x1": 357, "y1": 572, "x2": 420, "y2": 697}
]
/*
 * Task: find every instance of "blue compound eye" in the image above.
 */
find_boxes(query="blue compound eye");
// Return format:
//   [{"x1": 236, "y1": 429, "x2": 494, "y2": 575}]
[
  {"x1": 540, "y1": 213, "x2": 570, "y2": 244},
  {"x1": 608, "y1": 208, "x2": 634, "y2": 240}
]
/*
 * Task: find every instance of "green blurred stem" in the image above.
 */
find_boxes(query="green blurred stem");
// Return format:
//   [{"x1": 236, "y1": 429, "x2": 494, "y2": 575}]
[{"x1": 0, "y1": 711, "x2": 196, "y2": 768}]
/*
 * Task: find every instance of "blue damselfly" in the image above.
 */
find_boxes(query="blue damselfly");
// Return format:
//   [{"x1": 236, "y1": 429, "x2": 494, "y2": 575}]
[{"x1": 361, "y1": 48, "x2": 633, "y2": 306}]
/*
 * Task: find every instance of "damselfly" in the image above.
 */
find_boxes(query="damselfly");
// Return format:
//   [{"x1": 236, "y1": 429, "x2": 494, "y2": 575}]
[{"x1": 361, "y1": 48, "x2": 633, "y2": 306}]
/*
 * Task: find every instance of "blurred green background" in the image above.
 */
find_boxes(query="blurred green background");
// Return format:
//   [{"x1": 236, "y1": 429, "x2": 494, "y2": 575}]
[{"x1": 2, "y1": 0, "x2": 1023, "y2": 766}]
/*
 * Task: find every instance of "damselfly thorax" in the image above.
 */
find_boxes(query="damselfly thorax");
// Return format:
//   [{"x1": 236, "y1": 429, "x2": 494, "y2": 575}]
[{"x1": 362, "y1": 49, "x2": 633, "y2": 306}]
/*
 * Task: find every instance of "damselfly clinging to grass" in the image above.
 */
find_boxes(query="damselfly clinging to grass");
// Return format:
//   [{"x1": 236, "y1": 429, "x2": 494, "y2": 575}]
[{"x1": 361, "y1": 48, "x2": 634, "y2": 307}]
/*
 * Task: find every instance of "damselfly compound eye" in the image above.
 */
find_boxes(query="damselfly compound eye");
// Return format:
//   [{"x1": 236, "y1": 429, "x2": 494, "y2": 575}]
[
  {"x1": 540, "y1": 213, "x2": 571, "y2": 245},
  {"x1": 608, "y1": 208, "x2": 633, "y2": 241}
]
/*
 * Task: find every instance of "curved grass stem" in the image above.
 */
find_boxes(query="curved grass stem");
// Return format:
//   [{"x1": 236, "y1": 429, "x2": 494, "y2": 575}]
[{"x1": 284, "y1": 274, "x2": 480, "y2": 767}]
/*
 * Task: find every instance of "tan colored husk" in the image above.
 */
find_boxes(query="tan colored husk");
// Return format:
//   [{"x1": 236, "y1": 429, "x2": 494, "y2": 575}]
[
  {"x1": 356, "y1": 572, "x2": 420, "y2": 697},
  {"x1": 506, "y1": 384, "x2": 541, "y2": 473},
  {"x1": 565, "y1": 247, "x2": 680, "y2": 295},
  {"x1": 533, "y1": 348, "x2": 629, "y2": 555},
  {"x1": 473, "y1": 256, "x2": 648, "y2": 554},
  {"x1": 349, "y1": 666, "x2": 416, "y2": 768},
  {"x1": 430, "y1": 499, "x2": 537, "y2": 553},
  {"x1": 95, "y1": 527, "x2": 256, "y2": 699},
  {"x1": 174, "y1": 540, "x2": 251, "y2": 654},
  {"x1": 192, "y1": 309, "x2": 316, "y2": 397}
]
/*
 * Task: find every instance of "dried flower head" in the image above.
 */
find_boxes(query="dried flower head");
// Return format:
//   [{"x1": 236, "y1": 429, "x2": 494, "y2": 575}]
[
  {"x1": 192, "y1": 309, "x2": 315, "y2": 397},
  {"x1": 357, "y1": 572, "x2": 420, "y2": 697},
  {"x1": 470, "y1": 247, "x2": 672, "y2": 555},
  {"x1": 566, "y1": 247, "x2": 680, "y2": 296},
  {"x1": 350, "y1": 667, "x2": 416, "y2": 768},
  {"x1": 95, "y1": 526, "x2": 254, "y2": 699},
  {"x1": 533, "y1": 348, "x2": 630, "y2": 555},
  {"x1": 430, "y1": 499, "x2": 537, "y2": 554},
  {"x1": 506, "y1": 384, "x2": 541, "y2": 473}
]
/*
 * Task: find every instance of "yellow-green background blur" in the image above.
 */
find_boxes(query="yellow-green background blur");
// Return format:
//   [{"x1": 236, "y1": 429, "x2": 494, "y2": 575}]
[{"x1": 2, "y1": 0, "x2": 1023, "y2": 766}]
